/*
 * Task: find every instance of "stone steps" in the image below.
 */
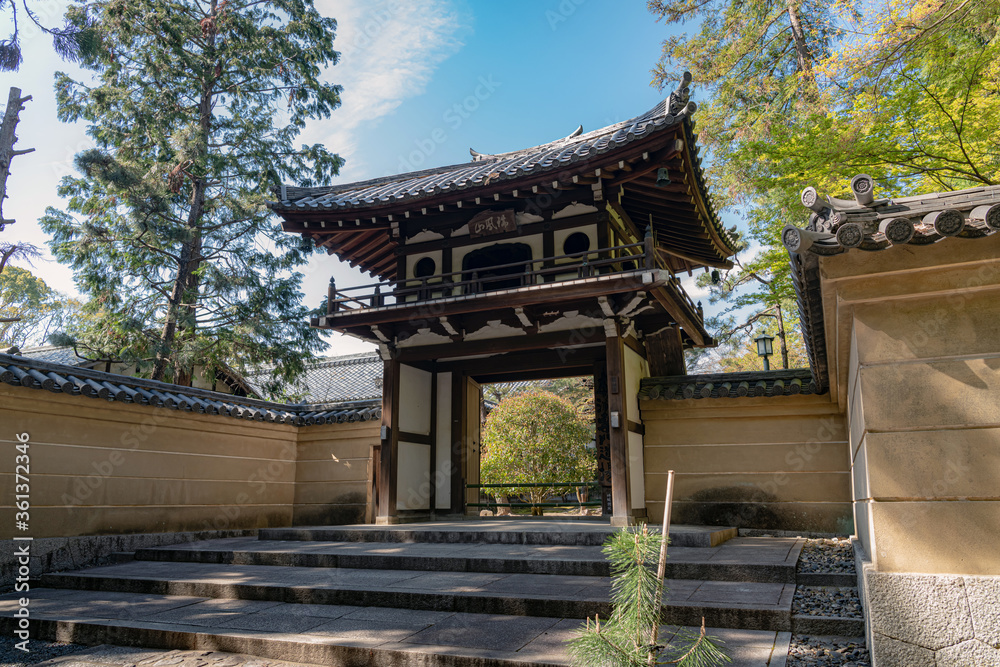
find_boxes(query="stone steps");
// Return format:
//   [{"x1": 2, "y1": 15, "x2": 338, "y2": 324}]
[
  {"x1": 133, "y1": 536, "x2": 799, "y2": 583},
  {"x1": 38, "y1": 560, "x2": 795, "y2": 631},
  {"x1": 0, "y1": 588, "x2": 792, "y2": 667},
  {"x1": 2, "y1": 522, "x2": 810, "y2": 666}
]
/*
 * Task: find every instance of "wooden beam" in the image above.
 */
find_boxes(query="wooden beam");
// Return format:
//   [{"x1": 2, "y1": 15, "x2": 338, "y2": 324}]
[
  {"x1": 397, "y1": 328, "x2": 607, "y2": 362},
  {"x1": 606, "y1": 145, "x2": 683, "y2": 188},
  {"x1": 473, "y1": 366, "x2": 594, "y2": 383},
  {"x1": 436, "y1": 345, "x2": 605, "y2": 376}
]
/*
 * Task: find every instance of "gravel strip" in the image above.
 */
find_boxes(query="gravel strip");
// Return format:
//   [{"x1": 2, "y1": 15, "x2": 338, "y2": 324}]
[
  {"x1": 787, "y1": 634, "x2": 870, "y2": 666},
  {"x1": 798, "y1": 538, "x2": 856, "y2": 574},
  {"x1": 794, "y1": 586, "x2": 864, "y2": 618},
  {"x1": 0, "y1": 636, "x2": 87, "y2": 666}
]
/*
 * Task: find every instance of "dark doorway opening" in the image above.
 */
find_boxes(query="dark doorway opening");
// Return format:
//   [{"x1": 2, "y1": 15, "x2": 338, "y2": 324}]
[{"x1": 462, "y1": 242, "x2": 532, "y2": 292}]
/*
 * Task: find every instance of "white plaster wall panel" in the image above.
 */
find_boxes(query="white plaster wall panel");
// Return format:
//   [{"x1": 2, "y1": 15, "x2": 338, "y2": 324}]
[
  {"x1": 396, "y1": 441, "x2": 431, "y2": 510},
  {"x1": 537, "y1": 312, "x2": 603, "y2": 334},
  {"x1": 405, "y1": 251, "x2": 443, "y2": 281},
  {"x1": 435, "y1": 372, "x2": 453, "y2": 510},
  {"x1": 628, "y1": 431, "x2": 646, "y2": 510},
  {"x1": 552, "y1": 223, "x2": 599, "y2": 282},
  {"x1": 463, "y1": 321, "x2": 528, "y2": 341},
  {"x1": 398, "y1": 364, "x2": 432, "y2": 436},
  {"x1": 551, "y1": 203, "x2": 599, "y2": 219},
  {"x1": 396, "y1": 329, "x2": 453, "y2": 348},
  {"x1": 403, "y1": 250, "x2": 448, "y2": 301},
  {"x1": 405, "y1": 229, "x2": 445, "y2": 245},
  {"x1": 624, "y1": 346, "x2": 649, "y2": 420},
  {"x1": 554, "y1": 224, "x2": 597, "y2": 259}
]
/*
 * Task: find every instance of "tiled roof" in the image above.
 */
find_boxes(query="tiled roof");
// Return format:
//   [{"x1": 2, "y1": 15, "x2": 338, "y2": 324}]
[
  {"x1": 783, "y1": 178, "x2": 1000, "y2": 256},
  {"x1": 10, "y1": 344, "x2": 91, "y2": 367},
  {"x1": 273, "y1": 95, "x2": 697, "y2": 213},
  {"x1": 783, "y1": 178, "x2": 1000, "y2": 394},
  {"x1": 246, "y1": 352, "x2": 383, "y2": 404},
  {"x1": 271, "y1": 77, "x2": 739, "y2": 280},
  {"x1": 639, "y1": 368, "x2": 818, "y2": 400},
  {"x1": 0, "y1": 353, "x2": 381, "y2": 427}
]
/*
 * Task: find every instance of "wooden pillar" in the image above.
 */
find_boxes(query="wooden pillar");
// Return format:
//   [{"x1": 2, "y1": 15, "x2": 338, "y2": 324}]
[
  {"x1": 376, "y1": 356, "x2": 400, "y2": 524},
  {"x1": 605, "y1": 319, "x2": 632, "y2": 526},
  {"x1": 646, "y1": 326, "x2": 686, "y2": 377},
  {"x1": 593, "y1": 360, "x2": 612, "y2": 515},
  {"x1": 449, "y1": 372, "x2": 465, "y2": 515}
]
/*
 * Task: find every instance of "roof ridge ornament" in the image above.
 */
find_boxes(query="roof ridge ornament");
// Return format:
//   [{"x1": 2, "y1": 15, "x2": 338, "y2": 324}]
[
  {"x1": 668, "y1": 71, "x2": 693, "y2": 116},
  {"x1": 850, "y1": 174, "x2": 875, "y2": 206},
  {"x1": 791, "y1": 178, "x2": 1000, "y2": 255}
]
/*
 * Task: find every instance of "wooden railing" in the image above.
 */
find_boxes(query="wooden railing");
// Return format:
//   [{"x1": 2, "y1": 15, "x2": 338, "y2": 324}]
[
  {"x1": 466, "y1": 481, "x2": 603, "y2": 511},
  {"x1": 325, "y1": 235, "x2": 659, "y2": 314}
]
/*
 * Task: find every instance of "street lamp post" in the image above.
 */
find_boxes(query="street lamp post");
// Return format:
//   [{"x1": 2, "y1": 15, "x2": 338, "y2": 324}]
[{"x1": 755, "y1": 333, "x2": 775, "y2": 371}]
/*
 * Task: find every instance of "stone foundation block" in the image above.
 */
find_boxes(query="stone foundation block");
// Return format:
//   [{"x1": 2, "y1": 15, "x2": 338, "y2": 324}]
[
  {"x1": 936, "y1": 639, "x2": 1000, "y2": 667},
  {"x1": 870, "y1": 634, "x2": 936, "y2": 667}
]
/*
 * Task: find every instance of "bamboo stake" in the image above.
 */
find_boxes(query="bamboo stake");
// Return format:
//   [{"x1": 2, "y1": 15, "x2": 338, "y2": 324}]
[{"x1": 648, "y1": 469, "x2": 675, "y2": 666}]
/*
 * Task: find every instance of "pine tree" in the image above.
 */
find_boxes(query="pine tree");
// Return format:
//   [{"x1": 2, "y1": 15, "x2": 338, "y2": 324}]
[
  {"x1": 569, "y1": 526, "x2": 730, "y2": 666},
  {"x1": 41, "y1": 0, "x2": 344, "y2": 391},
  {"x1": 0, "y1": 1, "x2": 97, "y2": 71}
]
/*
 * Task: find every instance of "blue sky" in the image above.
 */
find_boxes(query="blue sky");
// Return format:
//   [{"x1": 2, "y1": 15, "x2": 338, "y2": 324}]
[{"x1": 2, "y1": 0, "x2": 739, "y2": 356}]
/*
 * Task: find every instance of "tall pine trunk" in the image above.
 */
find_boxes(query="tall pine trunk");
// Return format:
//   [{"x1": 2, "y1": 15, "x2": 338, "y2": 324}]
[{"x1": 152, "y1": 1, "x2": 216, "y2": 382}]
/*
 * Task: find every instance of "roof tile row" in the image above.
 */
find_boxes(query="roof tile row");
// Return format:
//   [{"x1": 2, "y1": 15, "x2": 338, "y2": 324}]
[
  {"x1": 639, "y1": 368, "x2": 818, "y2": 400},
  {"x1": 0, "y1": 353, "x2": 380, "y2": 427}
]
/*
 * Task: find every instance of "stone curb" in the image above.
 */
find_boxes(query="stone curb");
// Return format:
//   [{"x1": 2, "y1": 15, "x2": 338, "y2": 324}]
[
  {"x1": 791, "y1": 614, "x2": 866, "y2": 638},
  {"x1": 796, "y1": 573, "x2": 857, "y2": 587}
]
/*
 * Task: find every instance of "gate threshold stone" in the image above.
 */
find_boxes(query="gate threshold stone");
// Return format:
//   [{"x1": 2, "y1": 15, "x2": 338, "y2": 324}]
[
  {"x1": 135, "y1": 536, "x2": 801, "y2": 582},
  {"x1": 258, "y1": 521, "x2": 737, "y2": 548},
  {"x1": 1, "y1": 589, "x2": 790, "y2": 667},
  {"x1": 37, "y1": 560, "x2": 794, "y2": 630}
]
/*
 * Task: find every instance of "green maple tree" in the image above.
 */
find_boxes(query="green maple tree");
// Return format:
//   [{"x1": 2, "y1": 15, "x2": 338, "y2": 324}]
[{"x1": 480, "y1": 390, "x2": 596, "y2": 514}]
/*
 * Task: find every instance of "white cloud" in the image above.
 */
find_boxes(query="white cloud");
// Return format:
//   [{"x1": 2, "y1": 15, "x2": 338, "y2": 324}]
[{"x1": 309, "y1": 0, "x2": 465, "y2": 181}]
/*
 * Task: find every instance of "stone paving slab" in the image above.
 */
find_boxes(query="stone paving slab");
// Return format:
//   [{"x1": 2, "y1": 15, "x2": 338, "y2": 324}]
[
  {"x1": 136, "y1": 536, "x2": 801, "y2": 582},
  {"x1": 2, "y1": 590, "x2": 790, "y2": 666},
  {"x1": 258, "y1": 521, "x2": 738, "y2": 548}
]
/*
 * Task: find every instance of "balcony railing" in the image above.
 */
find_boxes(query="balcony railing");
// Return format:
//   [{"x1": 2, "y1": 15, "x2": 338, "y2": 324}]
[{"x1": 325, "y1": 234, "x2": 667, "y2": 314}]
